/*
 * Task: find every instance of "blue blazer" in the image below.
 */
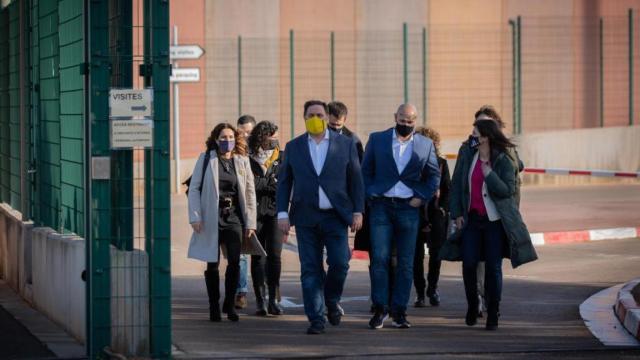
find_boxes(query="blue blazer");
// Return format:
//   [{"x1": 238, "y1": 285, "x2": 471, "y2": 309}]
[
  {"x1": 276, "y1": 130, "x2": 365, "y2": 227},
  {"x1": 361, "y1": 128, "x2": 441, "y2": 201}
]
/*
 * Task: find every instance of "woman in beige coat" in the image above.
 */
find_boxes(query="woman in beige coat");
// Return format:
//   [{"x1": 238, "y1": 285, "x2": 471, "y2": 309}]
[{"x1": 188, "y1": 123, "x2": 257, "y2": 322}]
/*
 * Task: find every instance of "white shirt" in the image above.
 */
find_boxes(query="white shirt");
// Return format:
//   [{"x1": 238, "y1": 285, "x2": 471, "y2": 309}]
[
  {"x1": 308, "y1": 130, "x2": 333, "y2": 209},
  {"x1": 277, "y1": 130, "x2": 332, "y2": 220},
  {"x1": 383, "y1": 129, "x2": 415, "y2": 199}
]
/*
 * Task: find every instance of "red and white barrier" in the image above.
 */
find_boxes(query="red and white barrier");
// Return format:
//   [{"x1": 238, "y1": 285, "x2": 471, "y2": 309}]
[
  {"x1": 351, "y1": 226, "x2": 640, "y2": 260},
  {"x1": 523, "y1": 168, "x2": 640, "y2": 178},
  {"x1": 444, "y1": 154, "x2": 640, "y2": 178}
]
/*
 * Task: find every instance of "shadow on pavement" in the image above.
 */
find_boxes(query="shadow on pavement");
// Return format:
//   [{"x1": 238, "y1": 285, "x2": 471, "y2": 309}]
[{"x1": 171, "y1": 271, "x2": 633, "y2": 359}]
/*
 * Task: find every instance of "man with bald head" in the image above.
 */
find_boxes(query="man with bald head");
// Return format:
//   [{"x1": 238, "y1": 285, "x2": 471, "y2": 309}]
[{"x1": 361, "y1": 103, "x2": 440, "y2": 329}]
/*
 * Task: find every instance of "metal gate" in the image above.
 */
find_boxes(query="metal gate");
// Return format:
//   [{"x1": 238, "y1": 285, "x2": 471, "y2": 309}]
[{"x1": 85, "y1": 0, "x2": 171, "y2": 358}]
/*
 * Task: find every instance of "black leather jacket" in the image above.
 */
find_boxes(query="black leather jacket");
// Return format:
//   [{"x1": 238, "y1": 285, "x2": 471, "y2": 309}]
[{"x1": 249, "y1": 153, "x2": 281, "y2": 220}]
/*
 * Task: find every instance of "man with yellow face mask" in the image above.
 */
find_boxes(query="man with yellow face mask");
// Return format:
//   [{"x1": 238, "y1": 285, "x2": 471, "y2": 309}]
[{"x1": 276, "y1": 100, "x2": 365, "y2": 335}]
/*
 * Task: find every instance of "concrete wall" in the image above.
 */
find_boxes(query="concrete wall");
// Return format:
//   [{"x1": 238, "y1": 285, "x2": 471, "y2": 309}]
[
  {"x1": 31, "y1": 228, "x2": 85, "y2": 341},
  {"x1": 442, "y1": 125, "x2": 640, "y2": 185},
  {"x1": 0, "y1": 206, "x2": 152, "y2": 355},
  {"x1": 516, "y1": 125, "x2": 640, "y2": 173},
  {"x1": 110, "y1": 248, "x2": 149, "y2": 356}
]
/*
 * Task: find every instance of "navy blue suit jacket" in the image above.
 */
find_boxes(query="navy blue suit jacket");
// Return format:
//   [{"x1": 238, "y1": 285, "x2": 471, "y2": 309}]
[
  {"x1": 276, "y1": 130, "x2": 365, "y2": 227},
  {"x1": 361, "y1": 128, "x2": 441, "y2": 202}
]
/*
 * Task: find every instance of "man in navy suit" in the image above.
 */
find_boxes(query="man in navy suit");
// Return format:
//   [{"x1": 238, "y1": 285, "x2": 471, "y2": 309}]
[
  {"x1": 362, "y1": 103, "x2": 440, "y2": 329},
  {"x1": 277, "y1": 100, "x2": 365, "y2": 335}
]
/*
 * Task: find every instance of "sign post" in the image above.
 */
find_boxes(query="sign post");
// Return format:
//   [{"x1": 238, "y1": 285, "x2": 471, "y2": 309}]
[{"x1": 169, "y1": 29, "x2": 205, "y2": 193}]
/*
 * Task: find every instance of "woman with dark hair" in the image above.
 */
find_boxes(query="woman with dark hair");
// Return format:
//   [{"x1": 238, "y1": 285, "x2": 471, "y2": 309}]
[
  {"x1": 440, "y1": 118, "x2": 537, "y2": 331},
  {"x1": 187, "y1": 122, "x2": 257, "y2": 322},
  {"x1": 413, "y1": 126, "x2": 450, "y2": 308},
  {"x1": 247, "y1": 120, "x2": 284, "y2": 316}
]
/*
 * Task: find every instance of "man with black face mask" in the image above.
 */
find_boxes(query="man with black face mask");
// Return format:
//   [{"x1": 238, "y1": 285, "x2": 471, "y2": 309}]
[
  {"x1": 361, "y1": 103, "x2": 440, "y2": 329},
  {"x1": 328, "y1": 101, "x2": 364, "y2": 162}
]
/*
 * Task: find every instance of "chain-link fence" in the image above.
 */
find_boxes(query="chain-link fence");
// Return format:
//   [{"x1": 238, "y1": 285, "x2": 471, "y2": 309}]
[{"x1": 169, "y1": 14, "x2": 640, "y2": 155}]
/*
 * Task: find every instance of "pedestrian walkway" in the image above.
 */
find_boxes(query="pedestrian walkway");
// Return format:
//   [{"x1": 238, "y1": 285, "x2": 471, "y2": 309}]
[
  {"x1": 0, "y1": 303, "x2": 53, "y2": 359},
  {"x1": 0, "y1": 281, "x2": 84, "y2": 359}
]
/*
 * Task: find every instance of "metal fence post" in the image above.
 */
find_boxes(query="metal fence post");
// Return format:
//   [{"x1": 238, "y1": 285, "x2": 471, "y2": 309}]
[
  {"x1": 144, "y1": 0, "x2": 172, "y2": 357},
  {"x1": 403, "y1": 22, "x2": 408, "y2": 104},
  {"x1": 422, "y1": 26, "x2": 427, "y2": 125},
  {"x1": 289, "y1": 29, "x2": 294, "y2": 139},
  {"x1": 509, "y1": 19, "x2": 517, "y2": 134},
  {"x1": 629, "y1": 9, "x2": 634, "y2": 126},
  {"x1": 87, "y1": 0, "x2": 112, "y2": 356},
  {"x1": 330, "y1": 31, "x2": 335, "y2": 101},
  {"x1": 516, "y1": 16, "x2": 522, "y2": 134},
  {"x1": 19, "y1": 0, "x2": 28, "y2": 219},
  {"x1": 238, "y1": 35, "x2": 242, "y2": 116},
  {"x1": 173, "y1": 26, "x2": 181, "y2": 193},
  {"x1": 600, "y1": 17, "x2": 604, "y2": 128}
]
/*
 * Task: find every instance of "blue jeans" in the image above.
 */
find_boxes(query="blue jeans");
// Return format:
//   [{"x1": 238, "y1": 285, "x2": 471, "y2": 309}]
[
  {"x1": 369, "y1": 198, "x2": 420, "y2": 314},
  {"x1": 461, "y1": 212, "x2": 505, "y2": 308},
  {"x1": 236, "y1": 254, "x2": 249, "y2": 294},
  {"x1": 296, "y1": 211, "x2": 350, "y2": 326}
]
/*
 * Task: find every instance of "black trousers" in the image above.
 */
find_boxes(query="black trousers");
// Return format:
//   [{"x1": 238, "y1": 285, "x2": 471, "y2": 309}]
[
  {"x1": 250, "y1": 215, "x2": 283, "y2": 288},
  {"x1": 207, "y1": 223, "x2": 243, "y2": 304},
  {"x1": 413, "y1": 214, "x2": 445, "y2": 298},
  {"x1": 413, "y1": 235, "x2": 442, "y2": 297}
]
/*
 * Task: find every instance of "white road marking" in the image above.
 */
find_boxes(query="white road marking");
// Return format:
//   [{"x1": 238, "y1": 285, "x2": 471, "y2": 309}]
[{"x1": 280, "y1": 295, "x2": 370, "y2": 308}]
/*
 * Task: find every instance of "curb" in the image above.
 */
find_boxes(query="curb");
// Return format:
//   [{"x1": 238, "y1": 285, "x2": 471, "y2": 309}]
[
  {"x1": 614, "y1": 279, "x2": 640, "y2": 341},
  {"x1": 351, "y1": 226, "x2": 640, "y2": 260}
]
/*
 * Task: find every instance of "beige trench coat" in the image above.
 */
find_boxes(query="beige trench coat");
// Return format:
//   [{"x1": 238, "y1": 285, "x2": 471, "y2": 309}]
[{"x1": 187, "y1": 151, "x2": 257, "y2": 262}]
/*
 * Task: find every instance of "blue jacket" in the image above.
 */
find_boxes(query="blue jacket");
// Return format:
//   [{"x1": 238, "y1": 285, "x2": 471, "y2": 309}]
[
  {"x1": 276, "y1": 130, "x2": 365, "y2": 227},
  {"x1": 361, "y1": 128, "x2": 440, "y2": 201}
]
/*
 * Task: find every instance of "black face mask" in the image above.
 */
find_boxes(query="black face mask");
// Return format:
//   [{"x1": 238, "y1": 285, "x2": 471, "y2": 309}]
[
  {"x1": 468, "y1": 135, "x2": 480, "y2": 149},
  {"x1": 327, "y1": 125, "x2": 342, "y2": 133},
  {"x1": 395, "y1": 123, "x2": 414, "y2": 137},
  {"x1": 262, "y1": 139, "x2": 279, "y2": 150}
]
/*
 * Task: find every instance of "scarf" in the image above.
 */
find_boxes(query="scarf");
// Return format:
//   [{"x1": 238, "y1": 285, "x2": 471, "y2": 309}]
[{"x1": 251, "y1": 147, "x2": 279, "y2": 173}]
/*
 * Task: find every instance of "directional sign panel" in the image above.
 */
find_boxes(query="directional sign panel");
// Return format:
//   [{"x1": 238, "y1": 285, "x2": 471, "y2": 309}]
[
  {"x1": 170, "y1": 45, "x2": 205, "y2": 60},
  {"x1": 170, "y1": 68, "x2": 200, "y2": 82},
  {"x1": 109, "y1": 88, "x2": 153, "y2": 118}
]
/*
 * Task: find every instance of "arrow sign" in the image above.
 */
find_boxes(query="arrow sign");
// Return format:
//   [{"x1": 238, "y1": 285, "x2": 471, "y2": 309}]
[
  {"x1": 170, "y1": 68, "x2": 200, "y2": 83},
  {"x1": 109, "y1": 88, "x2": 153, "y2": 118},
  {"x1": 170, "y1": 45, "x2": 205, "y2": 60}
]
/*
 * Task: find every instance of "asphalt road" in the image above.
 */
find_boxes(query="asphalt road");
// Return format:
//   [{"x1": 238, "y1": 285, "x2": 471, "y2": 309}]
[{"x1": 171, "y1": 237, "x2": 640, "y2": 359}]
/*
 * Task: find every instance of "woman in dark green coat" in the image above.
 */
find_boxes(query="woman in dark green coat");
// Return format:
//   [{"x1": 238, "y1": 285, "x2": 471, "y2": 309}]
[{"x1": 440, "y1": 119, "x2": 537, "y2": 331}]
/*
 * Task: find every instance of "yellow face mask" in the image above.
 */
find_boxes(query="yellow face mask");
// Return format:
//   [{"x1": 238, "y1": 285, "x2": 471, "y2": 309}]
[{"x1": 305, "y1": 116, "x2": 326, "y2": 135}]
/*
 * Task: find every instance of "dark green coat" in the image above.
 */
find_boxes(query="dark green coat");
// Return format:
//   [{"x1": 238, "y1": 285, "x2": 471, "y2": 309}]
[{"x1": 439, "y1": 144, "x2": 537, "y2": 268}]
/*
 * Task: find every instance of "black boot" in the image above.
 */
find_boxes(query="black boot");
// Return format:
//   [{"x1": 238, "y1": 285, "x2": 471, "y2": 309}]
[
  {"x1": 486, "y1": 301, "x2": 499, "y2": 330},
  {"x1": 268, "y1": 285, "x2": 284, "y2": 315},
  {"x1": 223, "y1": 297, "x2": 240, "y2": 322},
  {"x1": 414, "y1": 286, "x2": 426, "y2": 308},
  {"x1": 426, "y1": 285, "x2": 440, "y2": 306},
  {"x1": 463, "y1": 265, "x2": 478, "y2": 326},
  {"x1": 254, "y1": 284, "x2": 268, "y2": 316},
  {"x1": 464, "y1": 287, "x2": 478, "y2": 326},
  {"x1": 204, "y1": 270, "x2": 221, "y2": 322}
]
